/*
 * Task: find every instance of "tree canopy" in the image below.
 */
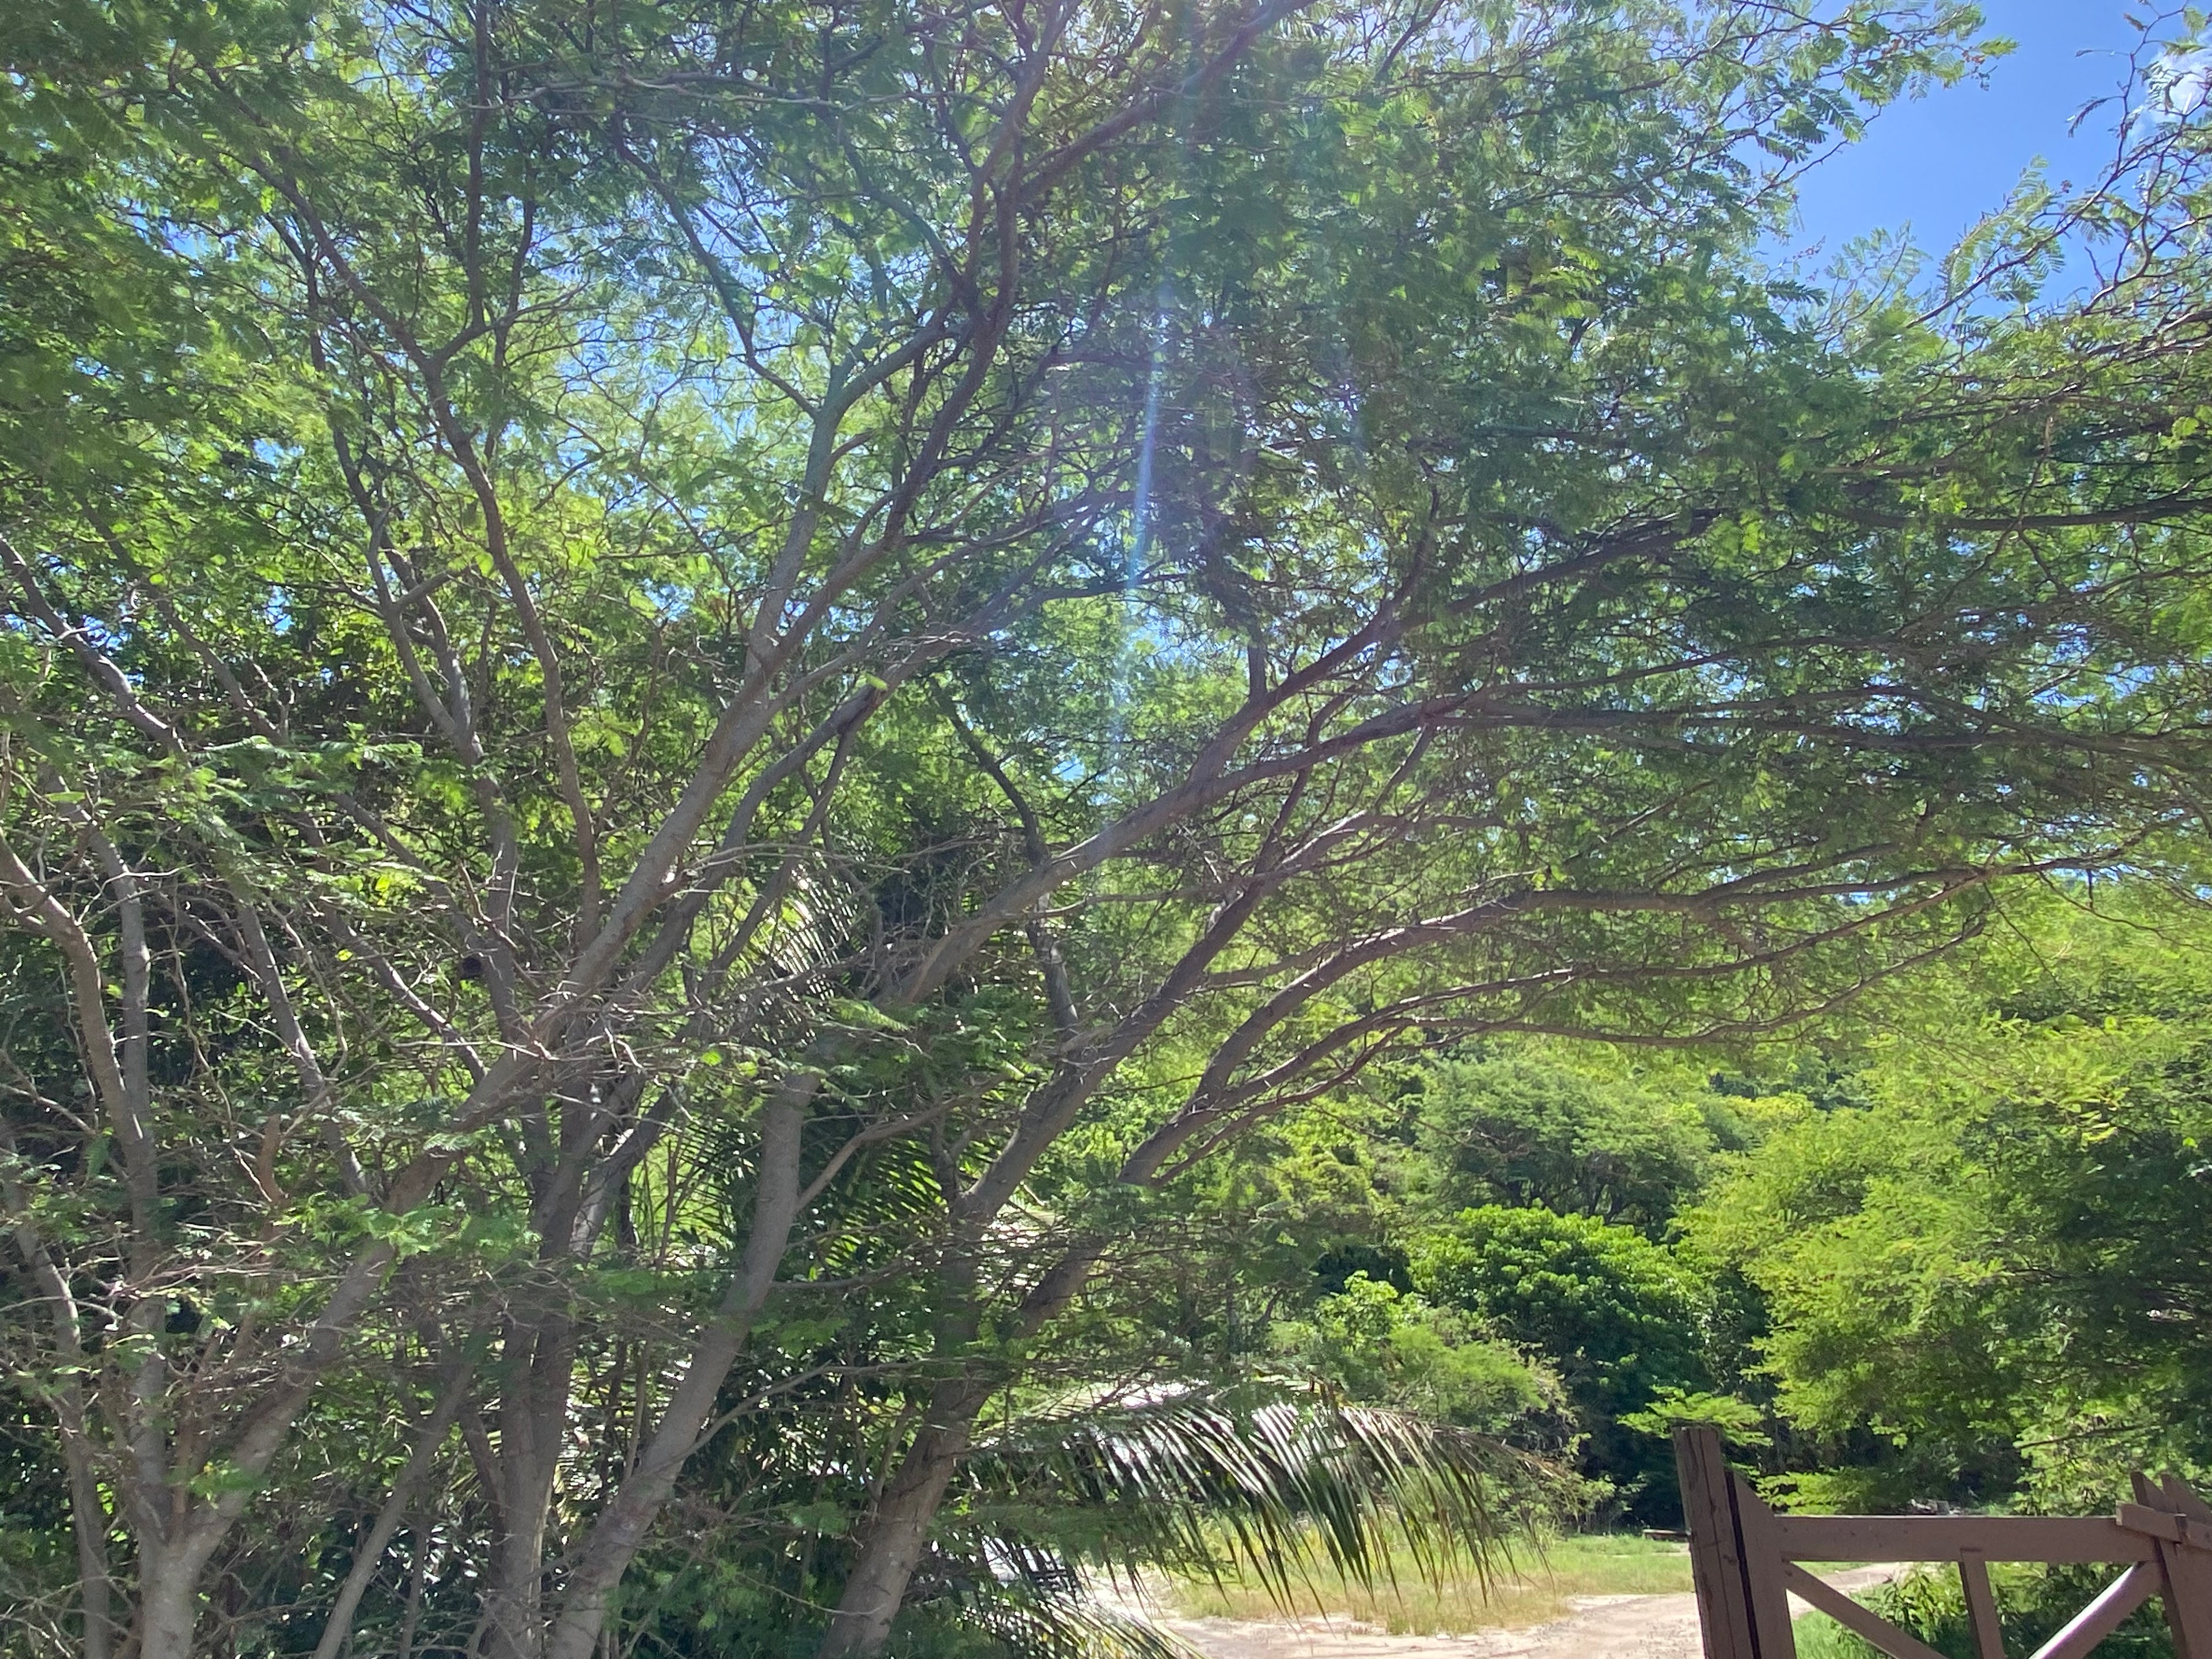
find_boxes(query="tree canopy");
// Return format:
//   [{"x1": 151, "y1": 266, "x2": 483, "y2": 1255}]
[{"x1": 5, "y1": 2, "x2": 2212, "y2": 1658}]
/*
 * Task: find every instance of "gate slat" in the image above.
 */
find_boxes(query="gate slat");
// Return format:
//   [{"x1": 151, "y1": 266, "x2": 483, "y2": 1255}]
[
  {"x1": 1780, "y1": 1563, "x2": 1947, "y2": 1659},
  {"x1": 1773, "y1": 1517, "x2": 2154, "y2": 1564},
  {"x1": 1960, "y1": 1556, "x2": 2006, "y2": 1659},
  {"x1": 2026, "y1": 1562, "x2": 2162, "y2": 1659}
]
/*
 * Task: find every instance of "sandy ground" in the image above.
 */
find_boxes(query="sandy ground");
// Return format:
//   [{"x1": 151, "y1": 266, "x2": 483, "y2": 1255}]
[{"x1": 1110, "y1": 1563, "x2": 1903, "y2": 1659}]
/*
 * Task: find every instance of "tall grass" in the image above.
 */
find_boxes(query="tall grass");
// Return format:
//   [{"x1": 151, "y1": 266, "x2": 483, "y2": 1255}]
[{"x1": 1169, "y1": 1528, "x2": 1693, "y2": 1635}]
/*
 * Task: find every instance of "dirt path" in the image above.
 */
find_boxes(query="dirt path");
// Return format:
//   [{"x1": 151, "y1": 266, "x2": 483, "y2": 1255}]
[{"x1": 1123, "y1": 1564, "x2": 1903, "y2": 1659}]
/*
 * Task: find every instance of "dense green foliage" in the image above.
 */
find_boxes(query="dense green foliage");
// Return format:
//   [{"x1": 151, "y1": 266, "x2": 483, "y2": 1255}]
[
  {"x1": 1697, "y1": 896, "x2": 2212, "y2": 1510},
  {"x1": 1252, "y1": 891, "x2": 2212, "y2": 1539},
  {"x1": 1419, "y1": 1205, "x2": 1706, "y2": 1512},
  {"x1": 6, "y1": 1, "x2": 2212, "y2": 1657},
  {"x1": 1416, "y1": 1057, "x2": 1733, "y2": 1232}
]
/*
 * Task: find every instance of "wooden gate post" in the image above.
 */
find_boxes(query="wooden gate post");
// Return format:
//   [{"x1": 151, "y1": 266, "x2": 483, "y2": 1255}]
[
  {"x1": 2126, "y1": 1471, "x2": 2212, "y2": 1659},
  {"x1": 1676, "y1": 1426, "x2": 1796, "y2": 1659}
]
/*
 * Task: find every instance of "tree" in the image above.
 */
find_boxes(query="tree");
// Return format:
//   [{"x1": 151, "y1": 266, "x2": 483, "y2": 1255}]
[
  {"x1": 1269, "y1": 1274, "x2": 1560, "y2": 1438},
  {"x1": 1692, "y1": 893, "x2": 2212, "y2": 1512},
  {"x1": 6, "y1": 1, "x2": 2212, "y2": 1657},
  {"x1": 1417, "y1": 1206, "x2": 1707, "y2": 1519},
  {"x1": 1415, "y1": 1053, "x2": 1722, "y2": 1232}
]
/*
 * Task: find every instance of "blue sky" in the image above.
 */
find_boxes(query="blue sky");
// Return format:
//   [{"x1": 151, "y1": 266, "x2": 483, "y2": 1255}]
[{"x1": 1778, "y1": 1, "x2": 2152, "y2": 265}]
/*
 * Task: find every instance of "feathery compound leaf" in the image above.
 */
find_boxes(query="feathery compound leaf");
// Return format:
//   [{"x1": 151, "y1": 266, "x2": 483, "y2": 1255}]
[
  {"x1": 961, "y1": 1388, "x2": 1534, "y2": 1613},
  {"x1": 959, "y1": 1595, "x2": 1210, "y2": 1659}
]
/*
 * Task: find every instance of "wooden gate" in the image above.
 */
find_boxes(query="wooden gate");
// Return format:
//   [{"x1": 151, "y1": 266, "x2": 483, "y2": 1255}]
[{"x1": 1673, "y1": 1426, "x2": 2212, "y2": 1659}]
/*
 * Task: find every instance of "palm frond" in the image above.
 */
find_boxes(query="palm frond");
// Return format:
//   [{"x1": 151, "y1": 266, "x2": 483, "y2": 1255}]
[
  {"x1": 960, "y1": 1594, "x2": 1209, "y2": 1659},
  {"x1": 961, "y1": 1387, "x2": 1541, "y2": 1612}
]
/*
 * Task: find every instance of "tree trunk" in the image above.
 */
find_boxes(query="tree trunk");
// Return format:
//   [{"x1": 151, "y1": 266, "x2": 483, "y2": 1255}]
[
  {"x1": 44, "y1": 1369, "x2": 112, "y2": 1659},
  {"x1": 814, "y1": 1233, "x2": 1113, "y2": 1659},
  {"x1": 816, "y1": 1378, "x2": 995, "y2": 1659},
  {"x1": 482, "y1": 1296, "x2": 579, "y2": 1659},
  {"x1": 134, "y1": 1533, "x2": 219, "y2": 1659},
  {"x1": 309, "y1": 1350, "x2": 477, "y2": 1659},
  {"x1": 537, "y1": 1083, "x2": 813, "y2": 1659}
]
